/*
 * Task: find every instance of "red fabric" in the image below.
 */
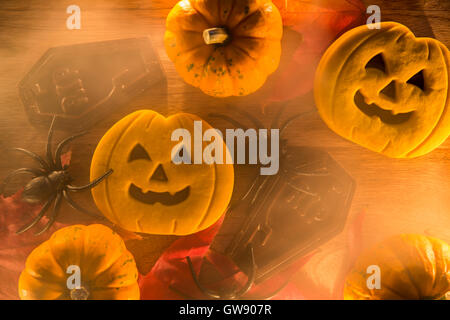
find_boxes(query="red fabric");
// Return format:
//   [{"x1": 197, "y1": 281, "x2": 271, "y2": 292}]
[
  {"x1": 0, "y1": 191, "x2": 67, "y2": 299},
  {"x1": 139, "y1": 215, "x2": 314, "y2": 300},
  {"x1": 268, "y1": 0, "x2": 366, "y2": 102},
  {"x1": 0, "y1": 152, "x2": 71, "y2": 299},
  {"x1": 140, "y1": 208, "x2": 367, "y2": 300},
  {"x1": 332, "y1": 209, "x2": 366, "y2": 299},
  {"x1": 139, "y1": 216, "x2": 223, "y2": 300}
]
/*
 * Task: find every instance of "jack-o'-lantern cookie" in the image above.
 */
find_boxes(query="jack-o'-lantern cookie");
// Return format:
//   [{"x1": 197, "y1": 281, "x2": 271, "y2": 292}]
[
  {"x1": 90, "y1": 110, "x2": 234, "y2": 236},
  {"x1": 315, "y1": 22, "x2": 450, "y2": 158}
]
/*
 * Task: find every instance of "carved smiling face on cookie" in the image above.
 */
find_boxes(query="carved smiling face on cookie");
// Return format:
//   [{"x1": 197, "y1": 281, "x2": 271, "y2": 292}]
[
  {"x1": 90, "y1": 110, "x2": 234, "y2": 235},
  {"x1": 315, "y1": 22, "x2": 450, "y2": 158}
]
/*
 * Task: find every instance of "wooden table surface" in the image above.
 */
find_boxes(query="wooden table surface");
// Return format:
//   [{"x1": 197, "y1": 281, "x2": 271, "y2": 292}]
[{"x1": 0, "y1": 0, "x2": 449, "y2": 299}]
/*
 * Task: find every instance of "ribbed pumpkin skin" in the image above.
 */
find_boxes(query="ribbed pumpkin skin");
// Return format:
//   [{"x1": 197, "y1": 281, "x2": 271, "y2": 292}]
[
  {"x1": 18, "y1": 224, "x2": 140, "y2": 300},
  {"x1": 165, "y1": 0, "x2": 283, "y2": 97},
  {"x1": 344, "y1": 234, "x2": 450, "y2": 300}
]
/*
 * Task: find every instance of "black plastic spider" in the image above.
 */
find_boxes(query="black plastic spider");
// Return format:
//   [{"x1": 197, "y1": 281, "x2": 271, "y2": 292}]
[{"x1": 0, "y1": 116, "x2": 113, "y2": 235}]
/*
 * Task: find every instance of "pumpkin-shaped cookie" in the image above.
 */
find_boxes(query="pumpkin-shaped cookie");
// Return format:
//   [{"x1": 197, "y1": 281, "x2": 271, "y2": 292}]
[
  {"x1": 344, "y1": 234, "x2": 450, "y2": 300},
  {"x1": 165, "y1": 0, "x2": 283, "y2": 97},
  {"x1": 315, "y1": 22, "x2": 450, "y2": 158},
  {"x1": 90, "y1": 110, "x2": 234, "y2": 236},
  {"x1": 19, "y1": 224, "x2": 140, "y2": 300}
]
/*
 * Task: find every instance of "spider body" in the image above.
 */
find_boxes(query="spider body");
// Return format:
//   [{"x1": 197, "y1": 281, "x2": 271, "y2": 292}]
[
  {"x1": 22, "y1": 171, "x2": 70, "y2": 204},
  {"x1": 0, "y1": 116, "x2": 113, "y2": 235}
]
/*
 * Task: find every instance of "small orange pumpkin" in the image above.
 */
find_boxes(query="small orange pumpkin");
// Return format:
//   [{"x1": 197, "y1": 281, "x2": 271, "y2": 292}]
[
  {"x1": 18, "y1": 224, "x2": 140, "y2": 300},
  {"x1": 164, "y1": 0, "x2": 283, "y2": 97},
  {"x1": 344, "y1": 234, "x2": 450, "y2": 300}
]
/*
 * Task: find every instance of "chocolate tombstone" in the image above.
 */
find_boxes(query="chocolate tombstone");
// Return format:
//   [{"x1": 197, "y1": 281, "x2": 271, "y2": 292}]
[
  {"x1": 19, "y1": 38, "x2": 165, "y2": 131},
  {"x1": 210, "y1": 146, "x2": 356, "y2": 284}
]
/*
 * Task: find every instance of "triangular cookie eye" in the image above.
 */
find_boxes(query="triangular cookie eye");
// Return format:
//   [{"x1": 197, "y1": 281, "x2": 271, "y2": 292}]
[
  {"x1": 129, "y1": 144, "x2": 151, "y2": 162},
  {"x1": 365, "y1": 53, "x2": 387, "y2": 73},
  {"x1": 407, "y1": 70, "x2": 425, "y2": 91}
]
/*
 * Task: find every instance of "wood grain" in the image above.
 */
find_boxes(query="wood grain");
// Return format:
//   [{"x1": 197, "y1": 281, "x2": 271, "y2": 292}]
[{"x1": 0, "y1": 0, "x2": 449, "y2": 295}]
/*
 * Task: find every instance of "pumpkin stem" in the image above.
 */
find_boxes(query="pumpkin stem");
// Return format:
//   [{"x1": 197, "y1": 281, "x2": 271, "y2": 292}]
[
  {"x1": 203, "y1": 28, "x2": 229, "y2": 45},
  {"x1": 70, "y1": 286, "x2": 90, "y2": 300}
]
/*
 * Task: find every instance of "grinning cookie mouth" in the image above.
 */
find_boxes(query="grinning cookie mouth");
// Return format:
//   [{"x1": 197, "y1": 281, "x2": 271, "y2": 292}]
[
  {"x1": 354, "y1": 90, "x2": 413, "y2": 125},
  {"x1": 129, "y1": 184, "x2": 190, "y2": 206}
]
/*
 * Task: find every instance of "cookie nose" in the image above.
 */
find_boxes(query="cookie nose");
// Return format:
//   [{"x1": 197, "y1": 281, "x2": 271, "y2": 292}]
[
  {"x1": 380, "y1": 80, "x2": 397, "y2": 100},
  {"x1": 150, "y1": 164, "x2": 168, "y2": 182}
]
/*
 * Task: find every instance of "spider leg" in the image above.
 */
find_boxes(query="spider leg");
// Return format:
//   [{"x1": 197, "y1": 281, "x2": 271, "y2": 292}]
[
  {"x1": 210, "y1": 105, "x2": 265, "y2": 131},
  {"x1": 67, "y1": 169, "x2": 113, "y2": 192},
  {"x1": 250, "y1": 176, "x2": 269, "y2": 206},
  {"x1": 16, "y1": 193, "x2": 56, "y2": 234},
  {"x1": 54, "y1": 131, "x2": 88, "y2": 170},
  {"x1": 11, "y1": 148, "x2": 50, "y2": 172},
  {"x1": 1, "y1": 168, "x2": 44, "y2": 195},
  {"x1": 270, "y1": 102, "x2": 287, "y2": 130},
  {"x1": 227, "y1": 173, "x2": 263, "y2": 213},
  {"x1": 294, "y1": 171, "x2": 330, "y2": 177},
  {"x1": 209, "y1": 113, "x2": 249, "y2": 131},
  {"x1": 227, "y1": 174, "x2": 266, "y2": 214},
  {"x1": 241, "y1": 175, "x2": 261, "y2": 201},
  {"x1": 287, "y1": 182, "x2": 319, "y2": 197},
  {"x1": 168, "y1": 284, "x2": 196, "y2": 300},
  {"x1": 233, "y1": 244, "x2": 256, "y2": 299},
  {"x1": 35, "y1": 192, "x2": 62, "y2": 236},
  {"x1": 186, "y1": 245, "x2": 256, "y2": 300},
  {"x1": 186, "y1": 256, "x2": 222, "y2": 299},
  {"x1": 292, "y1": 162, "x2": 330, "y2": 177},
  {"x1": 46, "y1": 116, "x2": 57, "y2": 169},
  {"x1": 63, "y1": 189, "x2": 106, "y2": 220},
  {"x1": 227, "y1": 105, "x2": 265, "y2": 129},
  {"x1": 244, "y1": 278, "x2": 291, "y2": 300},
  {"x1": 279, "y1": 110, "x2": 316, "y2": 136}
]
